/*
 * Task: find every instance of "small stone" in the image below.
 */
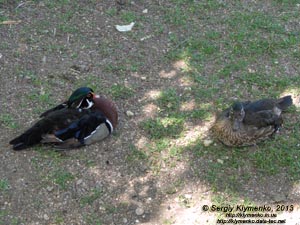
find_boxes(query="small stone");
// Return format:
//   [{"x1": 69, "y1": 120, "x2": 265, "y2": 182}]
[
  {"x1": 139, "y1": 164, "x2": 148, "y2": 172},
  {"x1": 248, "y1": 68, "x2": 255, "y2": 73},
  {"x1": 76, "y1": 179, "x2": 83, "y2": 185},
  {"x1": 217, "y1": 159, "x2": 224, "y2": 164},
  {"x1": 142, "y1": 9, "x2": 148, "y2": 13},
  {"x1": 43, "y1": 214, "x2": 49, "y2": 220},
  {"x1": 123, "y1": 218, "x2": 128, "y2": 223},
  {"x1": 184, "y1": 194, "x2": 192, "y2": 199},
  {"x1": 42, "y1": 56, "x2": 47, "y2": 63},
  {"x1": 203, "y1": 139, "x2": 213, "y2": 147},
  {"x1": 46, "y1": 186, "x2": 54, "y2": 192},
  {"x1": 141, "y1": 76, "x2": 147, "y2": 80},
  {"x1": 126, "y1": 110, "x2": 134, "y2": 117},
  {"x1": 135, "y1": 207, "x2": 144, "y2": 216}
]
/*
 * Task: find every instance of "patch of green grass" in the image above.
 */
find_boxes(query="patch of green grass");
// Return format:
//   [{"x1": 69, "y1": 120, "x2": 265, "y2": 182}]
[
  {"x1": 178, "y1": 194, "x2": 193, "y2": 208},
  {"x1": 80, "y1": 188, "x2": 103, "y2": 206},
  {"x1": 251, "y1": 134, "x2": 300, "y2": 178},
  {"x1": 0, "y1": 179, "x2": 9, "y2": 191},
  {"x1": 141, "y1": 117, "x2": 184, "y2": 139},
  {"x1": 165, "y1": 178, "x2": 184, "y2": 195},
  {"x1": 0, "y1": 114, "x2": 18, "y2": 129},
  {"x1": 218, "y1": 59, "x2": 248, "y2": 78},
  {"x1": 126, "y1": 144, "x2": 148, "y2": 162},
  {"x1": 45, "y1": 0, "x2": 70, "y2": 8},
  {"x1": 0, "y1": 14, "x2": 8, "y2": 22},
  {"x1": 52, "y1": 210, "x2": 66, "y2": 224},
  {"x1": 58, "y1": 23, "x2": 79, "y2": 33},
  {"x1": 163, "y1": 218, "x2": 176, "y2": 225},
  {"x1": 103, "y1": 204, "x2": 118, "y2": 214},
  {"x1": 147, "y1": 139, "x2": 170, "y2": 154},
  {"x1": 157, "y1": 88, "x2": 181, "y2": 112},
  {"x1": 273, "y1": 0, "x2": 300, "y2": 6},
  {"x1": 110, "y1": 84, "x2": 134, "y2": 99},
  {"x1": 103, "y1": 63, "x2": 127, "y2": 74},
  {"x1": 0, "y1": 210, "x2": 21, "y2": 225},
  {"x1": 120, "y1": 11, "x2": 137, "y2": 23},
  {"x1": 84, "y1": 214, "x2": 102, "y2": 225},
  {"x1": 163, "y1": 7, "x2": 187, "y2": 26},
  {"x1": 76, "y1": 74, "x2": 104, "y2": 92},
  {"x1": 51, "y1": 169, "x2": 75, "y2": 190},
  {"x1": 106, "y1": 8, "x2": 117, "y2": 17},
  {"x1": 168, "y1": 145, "x2": 184, "y2": 159}
]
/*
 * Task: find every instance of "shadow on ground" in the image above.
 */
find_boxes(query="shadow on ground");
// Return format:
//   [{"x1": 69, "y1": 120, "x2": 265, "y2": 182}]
[{"x1": 1, "y1": 1, "x2": 300, "y2": 224}]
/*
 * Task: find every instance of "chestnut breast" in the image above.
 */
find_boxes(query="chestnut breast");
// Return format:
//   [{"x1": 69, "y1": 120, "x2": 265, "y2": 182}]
[{"x1": 92, "y1": 96, "x2": 118, "y2": 129}]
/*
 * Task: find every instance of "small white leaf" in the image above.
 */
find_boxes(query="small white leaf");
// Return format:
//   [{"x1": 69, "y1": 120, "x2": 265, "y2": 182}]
[{"x1": 115, "y1": 22, "x2": 135, "y2": 32}]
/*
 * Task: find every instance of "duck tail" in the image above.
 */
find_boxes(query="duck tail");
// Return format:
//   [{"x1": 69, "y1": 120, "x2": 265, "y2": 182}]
[
  {"x1": 277, "y1": 95, "x2": 293, "y2": 111},
  {"x1": 9, "y1": 120, "x2": 49, "y2": 150}
]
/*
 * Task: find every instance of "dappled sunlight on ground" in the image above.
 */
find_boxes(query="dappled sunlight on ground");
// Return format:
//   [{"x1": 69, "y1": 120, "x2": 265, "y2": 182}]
[
  {"x1": 159, "y1": 69, "x2": 177, "y2": 79},
  {"x1": 172, "y1": 121, "x2": 214, "y2": 148},
  {"x1": 180, "y1": 99, "x2": 196, "y2": 111},
  {"x1": 144, "y1": 90, "x2": 162, "y2": 101},
  {"x1": 2, "y1": 1, "x2": 300, "y2": 224},
  {"x1": 173, "y1": 60, "x2": 188, "y2": 71},
  {"x1": 281, "y1": 88, "x2": 300, "y2": 107},
  {"x1": 142, "y1": 103, "x2": 159, "y2": 118}
]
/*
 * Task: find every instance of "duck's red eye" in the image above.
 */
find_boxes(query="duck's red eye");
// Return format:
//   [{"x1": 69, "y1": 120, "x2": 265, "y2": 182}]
[{"x1": 87, "y1": 94, "x2": 91, "y2": 98}]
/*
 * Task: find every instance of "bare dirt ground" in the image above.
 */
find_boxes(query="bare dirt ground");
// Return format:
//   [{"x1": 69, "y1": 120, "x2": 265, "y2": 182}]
[{"x1": 1, "y1": 1, "x2": 300, "y2": 225}]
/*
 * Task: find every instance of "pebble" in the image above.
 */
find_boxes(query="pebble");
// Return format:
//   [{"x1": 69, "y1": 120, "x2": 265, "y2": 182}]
[
  {"x1": 123, "y1": 218, "x2": 128, "y2": 223},
  {"x1": 217, "y1": 159, "x2": 224, "y2": 164},
  {"x1": 135, "y1": 207, "x2": 145, "y2": 216},
  {"x1": 126, "y1": 110, "x2": 134, "y2": 117},
  {"x1": 43, "y1": 214, "x2": 49, "y2": 220},
  {"x1": 184, "y1": 194, "x2": 192, "y2": 199},
  {"x1": 203, "y1": 139, "x2": 213, "y2": 147},
  {"x1": 76, "y1": 179, "x2": 83, "y2": 185},
  {"x1": 46, "y1": 186, "x2": 54, "y2": 192}
]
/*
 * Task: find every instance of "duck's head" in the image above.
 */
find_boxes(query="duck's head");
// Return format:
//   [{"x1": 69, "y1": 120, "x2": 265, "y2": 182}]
[
  {"x1": 230, "y1": 102, "x2": 245, "y2": 131},
  {"x1": 68, "y1": 87, "x2": 95, "y2": 109}
]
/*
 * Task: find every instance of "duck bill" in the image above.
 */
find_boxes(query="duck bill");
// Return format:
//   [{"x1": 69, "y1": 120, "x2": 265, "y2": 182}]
[
  {"x1": 92, "y1": 93, "x2": 100, "y2": 99},
  {"x1": 232, "y1": 119, "x2": 240, "y2": 132}
]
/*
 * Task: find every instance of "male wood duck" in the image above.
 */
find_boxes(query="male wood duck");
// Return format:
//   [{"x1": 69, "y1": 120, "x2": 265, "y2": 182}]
[
  {"x1": 9, "y1": 87, "x2": 118, "y2": 150},
  {"x1": 212, "y1": 95, "x2": 292, "y2": 147}
]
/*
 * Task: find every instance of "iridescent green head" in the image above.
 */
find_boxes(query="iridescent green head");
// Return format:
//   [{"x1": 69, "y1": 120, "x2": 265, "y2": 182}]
[{"x1": 68, "y1": 87, "x2": 95, "y2": 109}]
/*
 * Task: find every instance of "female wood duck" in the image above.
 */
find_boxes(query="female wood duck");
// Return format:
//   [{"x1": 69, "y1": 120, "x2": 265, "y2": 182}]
[
  {"x1": 212, "y1": 95, "x2": 292, "y2": 147},
  {"x1": 9, "y1": 87, "x2": 118, "y2": 150}
]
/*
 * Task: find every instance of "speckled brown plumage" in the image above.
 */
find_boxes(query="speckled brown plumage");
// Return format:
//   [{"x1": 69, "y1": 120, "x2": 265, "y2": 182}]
[
  {"x1": 212, "y1": 113, "x2": 275, "y2": 147},
  {"x1": 212, "y1": 96, "x2": 293, "y2": 147}
]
